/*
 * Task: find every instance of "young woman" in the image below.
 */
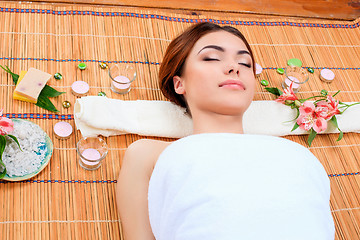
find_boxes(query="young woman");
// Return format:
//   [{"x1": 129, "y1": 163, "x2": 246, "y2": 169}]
[{"x1": 116, "y1": 22, "x2": 334, "y2": 240}]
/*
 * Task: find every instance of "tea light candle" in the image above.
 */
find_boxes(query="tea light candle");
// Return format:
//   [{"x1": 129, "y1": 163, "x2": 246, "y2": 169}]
[
  {"x1": 77, "y1": 136, "x2": 107, "y2": 170},
  {"x1": 284, "y1": 76, "x2": 300, "y2": 89},
  {"x1": 71, "y1": 81, "x2": 89, "y2": 96},
  {"x1": 255, "y1": 63, "x2": 263, "y2": 76},
  {"x1": 112, "y1": 76, "x2": 131, "y2": 90},
  {"x1": 81, "y1": 148, "x2": 101, "y2": 166},
  {"x1": 54, "y1": 121, "x2": 73, "y2": 139},
  {"x1": 320, "y1": 69, "x2": 335, "y2": 83}
]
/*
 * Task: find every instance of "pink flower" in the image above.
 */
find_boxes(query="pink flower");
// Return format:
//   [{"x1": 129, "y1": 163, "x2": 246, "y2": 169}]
[
  {"x1": 315, "y1": 95, "x2": 340, "y2": 120},
  {"x1": 313, "y1": 117, "x2": 327, "y2": 133},
  {"x1": 275, "y1": 82, "x2": 298, "y2": 104},
  {"x1": 297, "y1": 101, "x2": 327, "y2": 133},
  {"x1": 0, "y1": 109, "x2": 14, "y2": 135},
  {"x1": 299, "y1": 101, "x2": 315, "y2": 115},
  {"x1": 297, "y1": 113, "x2": 314, "y2": 131}
]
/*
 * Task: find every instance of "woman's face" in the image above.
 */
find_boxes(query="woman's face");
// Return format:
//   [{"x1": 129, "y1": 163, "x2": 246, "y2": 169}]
[{"x1": 174, "y1": 30, "x2": 255, "y2": 117}]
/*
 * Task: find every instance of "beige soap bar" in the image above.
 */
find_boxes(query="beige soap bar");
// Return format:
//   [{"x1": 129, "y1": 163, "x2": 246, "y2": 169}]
[{"x1": 14, "y1": 68, "x2": 52, "y2": 103}]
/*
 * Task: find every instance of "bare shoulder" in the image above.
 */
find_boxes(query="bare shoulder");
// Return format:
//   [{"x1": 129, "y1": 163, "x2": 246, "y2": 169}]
[
  {"x1": 122, "y1": 139, "x2": 172, "y2": 178},
  {"x1": 117, "y1": 139, "x2": 171, "y2": 239},
  {"x1": 126, "y1": 139, "x2": 171, "y2": 162},
  {"x1": 127, "y1": 139, "x2": 171, "y2": 156}
]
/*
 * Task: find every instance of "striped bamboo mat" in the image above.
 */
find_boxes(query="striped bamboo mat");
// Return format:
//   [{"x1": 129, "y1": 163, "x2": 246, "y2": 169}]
[{"x1": 1, "y1": 1, "x2": 360, "y2": 239}]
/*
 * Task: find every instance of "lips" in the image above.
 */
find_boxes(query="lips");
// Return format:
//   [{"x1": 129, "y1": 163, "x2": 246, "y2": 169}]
[{"x1": 219, "y1": 80, "x2": 245, "y2": 90}]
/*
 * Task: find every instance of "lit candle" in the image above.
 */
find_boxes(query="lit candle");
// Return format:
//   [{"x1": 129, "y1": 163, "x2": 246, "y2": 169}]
[
  {"x1": 71, "y1": 81, "x2": 90, "y2": 96},
  {"x1": 54, "y1": 122, "x2": 73, "y2": 139},
  {"x1": 81, "y1": 148, "x2": 101, "y2": 166},
  {"x1": 284, "y1": 76, "x2": 300, "y2": 89}
]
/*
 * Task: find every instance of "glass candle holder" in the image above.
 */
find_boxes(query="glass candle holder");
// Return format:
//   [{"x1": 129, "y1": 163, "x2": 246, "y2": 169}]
[
  {"x1": 76, "y1": 137, "x2": 108, "y2": 170},
  {"x1": 281, "y1": 66, "x2": 309, "y2": 93},
  {"x1": 109, "y1": 64, "x2": 136, "y2": 94}
]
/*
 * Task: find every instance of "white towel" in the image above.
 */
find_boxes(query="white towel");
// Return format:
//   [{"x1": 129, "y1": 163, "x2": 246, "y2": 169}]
[
  {"x1": 74, "y1": 96, "x2": 360, "y2": 138},
  {"x1": 74, "y1": 96, "x2": 193, "y2": 138},
  {"x1": 148, "y1": 133, "x2": 335, "y2": 239}
]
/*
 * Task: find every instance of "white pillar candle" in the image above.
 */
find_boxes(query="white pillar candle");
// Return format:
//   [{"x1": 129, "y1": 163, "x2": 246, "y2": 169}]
[
  {"x1": 54, "y1": 122, "x2": 73, "y2": 139},
  {"x1": 71, "y1": 81, "x2": 90, "y2": 96}
]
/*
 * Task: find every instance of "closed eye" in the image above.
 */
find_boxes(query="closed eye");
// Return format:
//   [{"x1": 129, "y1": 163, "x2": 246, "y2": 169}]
[
  {"x1": 239, "y1": 63, "x2": 251, "y2": 68},
  {"x1": 203, "y1": 58, "x2": 220, "y2": 61}
]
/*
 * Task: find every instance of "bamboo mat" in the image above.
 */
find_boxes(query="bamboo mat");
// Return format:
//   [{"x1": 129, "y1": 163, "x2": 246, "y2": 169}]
[{"x1": 1, "y1": 1, "x2": 360, "y2": 239}]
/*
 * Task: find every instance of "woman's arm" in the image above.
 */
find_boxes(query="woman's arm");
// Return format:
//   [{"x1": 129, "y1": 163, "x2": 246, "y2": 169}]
[{"x1": 116, "y1": 139, "x2": 168, "y2": 240}]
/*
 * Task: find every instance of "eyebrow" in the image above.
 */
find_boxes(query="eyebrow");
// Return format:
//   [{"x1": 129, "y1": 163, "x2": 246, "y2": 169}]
[{"x1": 197, "y1": 45, "x2": 251, "y2": 56}]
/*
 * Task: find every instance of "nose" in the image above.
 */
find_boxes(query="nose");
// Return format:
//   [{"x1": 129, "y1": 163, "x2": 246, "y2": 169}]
[
  {"x1": 228, "y1": 68, "x2": 239, "y2": 75},
  {"x1": 224, "y1": 61, "x2": 240, "y2": 76}
]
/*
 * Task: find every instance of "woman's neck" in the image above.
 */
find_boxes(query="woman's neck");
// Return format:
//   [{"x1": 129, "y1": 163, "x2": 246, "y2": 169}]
[{"x1": 191, "y1": 110, "x2": 244, "y2": 135}]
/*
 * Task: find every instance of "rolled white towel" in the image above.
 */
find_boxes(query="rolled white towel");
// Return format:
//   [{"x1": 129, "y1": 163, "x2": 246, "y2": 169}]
[
  {"x1": 74, "y1": 96, "x2": 360, "y2": 138},
  {"x1": 74, "y1": 96, "x2": 193, "y2": 138}
]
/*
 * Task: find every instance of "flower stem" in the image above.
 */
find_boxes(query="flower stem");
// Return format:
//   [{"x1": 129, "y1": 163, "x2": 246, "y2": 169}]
[
  {"x1": 339, "y1": 102, "x2": 360, "y2": 114},
  {"x1": 301, "y1": 95, "x2": 326, "y2": 102},
  {"x1": 332, "y1": 90, "x2": 341, "y2": 97}
]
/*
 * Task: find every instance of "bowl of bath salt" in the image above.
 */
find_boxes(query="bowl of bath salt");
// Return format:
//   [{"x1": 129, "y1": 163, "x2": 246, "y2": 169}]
[{"x1": 1, "y1": 119, "x2": 53, "y2": 181}]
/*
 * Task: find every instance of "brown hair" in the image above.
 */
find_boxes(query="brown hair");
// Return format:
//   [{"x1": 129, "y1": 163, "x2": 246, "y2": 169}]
[{"x1": 159, "y1": 22, "x2": 255, "y2": 110}]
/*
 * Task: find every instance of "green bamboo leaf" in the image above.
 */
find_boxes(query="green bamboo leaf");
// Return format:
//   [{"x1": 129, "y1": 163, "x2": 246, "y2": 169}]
[
  {"x1": 0, "y1": 65, "x2": 8, "y2": 74},
  {"x1": 0, "y1": 135, "x2": 7, "y2": 179},
  {"x1": 40, "y1": 85, "x2": 65, "y2": 98},
  {"x1": 265, "y1": 87, "x2": 283, "y2": 96},
  {"x1": 0, "y1": 161, "x2": 6, "y2": 179},
  {"x1": 307, "y1": 129, "x2": 317, "y2": 147},
  {"x1": 0, "y1": 65, "x2": 19, "y2": 84},
  {"x1": 7, "y1": 134, "x2": 21, "y2": 151},
  {"x1": 36, "y1": 95, "x2": 60, "y2": 112},
  {"x1": 0, "y1": 135, "x2": 6, "y2": 154}
]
